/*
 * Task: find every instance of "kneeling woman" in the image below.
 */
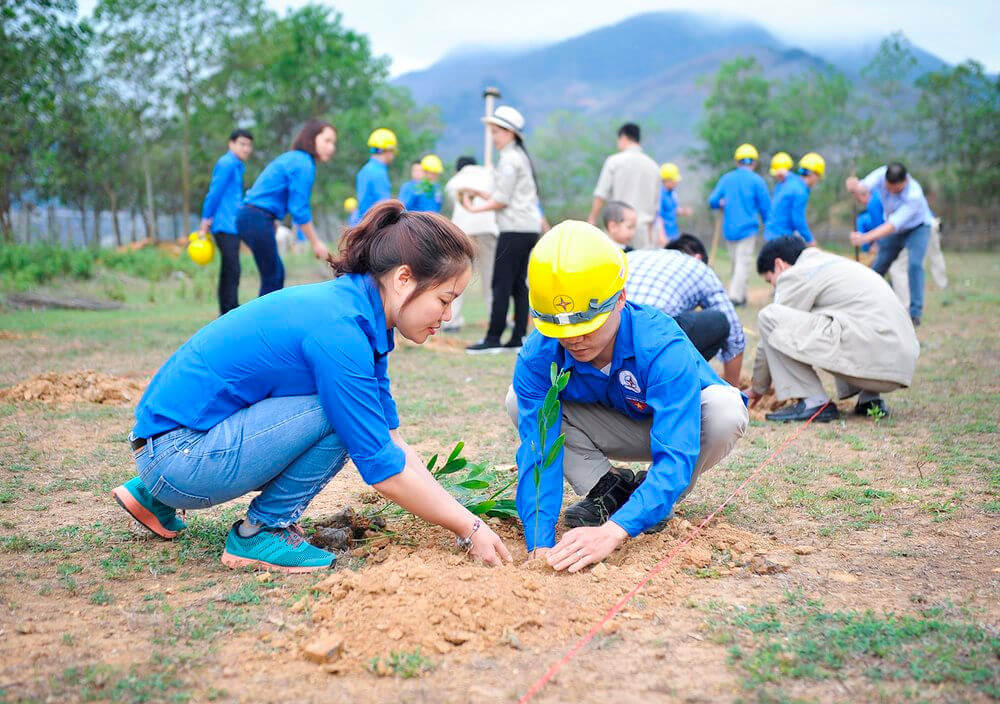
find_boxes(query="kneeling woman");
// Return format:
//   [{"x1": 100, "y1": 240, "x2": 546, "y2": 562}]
[{"x1": 112, "y1": 201, "x2": 512, "y2": 571}]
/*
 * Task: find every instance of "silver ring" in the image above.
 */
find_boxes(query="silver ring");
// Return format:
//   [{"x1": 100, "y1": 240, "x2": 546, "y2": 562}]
[{"x1": 577, "y1": 550, "x2": 584, "y2": 558}]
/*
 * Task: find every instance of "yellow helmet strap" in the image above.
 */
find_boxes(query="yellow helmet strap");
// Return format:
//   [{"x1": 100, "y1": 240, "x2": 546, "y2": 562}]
[{"x1": 531, "y1": 288, "x2": 621, "y2": 327}]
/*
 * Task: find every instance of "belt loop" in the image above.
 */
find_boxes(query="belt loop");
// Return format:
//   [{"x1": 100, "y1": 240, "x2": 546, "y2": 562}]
[{"x1": 148, "y1": 433, "x2": 155, "y2": 459}]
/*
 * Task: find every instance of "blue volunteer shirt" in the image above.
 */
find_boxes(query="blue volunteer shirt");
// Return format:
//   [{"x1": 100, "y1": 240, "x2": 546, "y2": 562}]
[
  {"x1": 856, "y1": 190, "x2": 884, "y2": 252},
  {"x1": 708, "y1": 167, "x2": 771, "y2": 241},
  {"x1": 244, "y1": 150, "x2": 316, "y2": 226},
  {"x1": 200, "y1": 151, "x2": 245, "y2": 234},
  {"x1": 513, "y1": 302, "x2": 735, "y2": 549},
  {"x1": 132, "y1": 274, "x2": 405, "y2": 485},
  {"x1": 401, "y1": 180, "x2": 443, "y2": 213},
  {"x1": 659, "y1": 187, "x2": 679, "y2": 241},
  {"x1": 356, "y1": 157, "x2": 392, "y2": 220},
  {"x1": 764, "y1": 172, "x2": 813, "y2": 243}
]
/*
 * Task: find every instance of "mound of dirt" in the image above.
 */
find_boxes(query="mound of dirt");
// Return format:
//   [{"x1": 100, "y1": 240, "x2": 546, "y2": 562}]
[
  {"x1": 301, "y1": 519, "x2": 777, "y2": 672},
  {"x1": 0, "y1": 370, "x2": 148, "y2": 405}
]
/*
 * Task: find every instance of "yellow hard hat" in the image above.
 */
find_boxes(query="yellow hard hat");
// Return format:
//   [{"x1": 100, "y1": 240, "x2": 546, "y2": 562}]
[
  {"x1": 659, "y1": 162, "x2": 681, "y2": 182},
  {"x1": 344, "y1": 196, "x2": 358, "y2": 212},
  {"x1": 769, "y1": 152, "x2": 793, "y2": 175},
  {"x1": 419, "y1": 154, "x2": 444, "y2": 174},
  {"x1": 734, "y1": 143, "x2": 759, "y2": 162},
  {"x1": 367, "y1": 128, "x2": 398, "y2": 151},
  {"x1": 186, "y1": 233, "x2": 214, "y2": 266},
  {"x1": 527, "y1": 221, "x2": 628, "y2": 339},
  {"x1": 798, "y1": 152, "x2": 826, "y2": 177}
]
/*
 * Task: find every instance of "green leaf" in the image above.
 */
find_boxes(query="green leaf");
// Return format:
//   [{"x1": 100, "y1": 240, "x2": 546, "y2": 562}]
[
  {"x1": 426, "y1": 454, "x2": 438, "y2": 471},
  {"x1": 484, "y1": 506, "x2": 519, "y2": 519},
  {"x1": 467, "y1": 464, "x2": 485, "y2": 479},
  {"x1": 556, "y1": 370, "x2": 571, "y2": 392},
  {"x1": 532, "y1": 465, "x2": 541, "y2": 489},
  {"x1": 543, "y1": 434, "x2": 566, "y2": 468},
  {"x1": 447, "y1": 442, "x2": 464, "y2": 464},
  {"x1": 456, "y1": 479, "x2": 490, "y2": 490},
  {"x1": 435, "y1": 458, "x2": 468, "y2": 476},
  {"x1": 492, "y1": 499, "x2": 517, "y2": 511},
  {"x1": 544, "y1": 403, "x2": 560, "y2": 432},
  {"x1": 550, "y1": 362, "x2": 558, "y2": 385},
  {"x1": 467, "y1": 500, "x2": 497, "y2": 515},
  {"x1": 486, "y1": 478, "x2": 515, "y2": 500},
  {"x1": 542, "y1": 386, "x2": 559, "y2": 415}
]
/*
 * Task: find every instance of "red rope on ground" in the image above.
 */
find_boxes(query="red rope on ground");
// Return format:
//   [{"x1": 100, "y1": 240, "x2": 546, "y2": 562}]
[{"x1": 517, "y1": 402, "x2": 831, "y2": 704}]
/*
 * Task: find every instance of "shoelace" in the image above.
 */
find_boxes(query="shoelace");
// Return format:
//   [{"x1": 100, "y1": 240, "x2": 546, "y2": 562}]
[{"x1": 278, "y1": 528, "x2": 304, "y2": 547}]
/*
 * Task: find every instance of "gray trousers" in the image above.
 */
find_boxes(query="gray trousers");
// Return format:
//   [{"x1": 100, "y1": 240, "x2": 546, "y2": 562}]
[
  {"x1": 505, "y1": 384, "x2": 748, "y2": 497},
  {"x1": 756, "y1": 306, "x2": 904, "y2": 401},
  {"x1": 726, "y1": 236, "x2": 756, "y2": 303}
]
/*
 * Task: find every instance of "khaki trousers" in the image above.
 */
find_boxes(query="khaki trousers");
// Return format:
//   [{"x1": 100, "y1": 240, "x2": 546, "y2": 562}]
[
  {"x1": 726, "y1": 236, "x2": 756, "y2": 303},
  {"x1": 887, "y1": 218, "x2": 948, "y2": 310},
  {"x1": 756, "y1": 306, "x2": 904, "y2": 401},
  {"x1": 449, "y1": 232, "x2": 497, "y2": 327},
  {"x1": 505, "y1": 384, "x2": 748, "y2": 497}
]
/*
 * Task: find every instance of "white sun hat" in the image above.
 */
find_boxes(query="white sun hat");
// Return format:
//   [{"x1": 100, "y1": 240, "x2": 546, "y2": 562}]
[{"x1": 481, "y1": 105, "x2": 525, "y2": 137}]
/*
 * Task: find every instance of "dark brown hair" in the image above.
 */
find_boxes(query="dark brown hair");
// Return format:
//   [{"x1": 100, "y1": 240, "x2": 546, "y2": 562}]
[
  {"x1": 291, "y1": 119, "x2": 336, "y2": 158},
  {"x1": 331, "y1": 200, "x2": 475, "y2": 299}
]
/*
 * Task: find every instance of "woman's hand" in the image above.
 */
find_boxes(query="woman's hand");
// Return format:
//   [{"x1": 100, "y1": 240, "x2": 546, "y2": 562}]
[
  {"x1": 461, "y1": 192, "x2": 480, "y2": 212},
  {"x1": 747, "y1": 388, "x2": 762, "y2": 408},
  {"x1": 311, "y1": 239, "x2": 331, "y2": 262},
  {"x1": 467, "y1": 522, "x2": 513, "y2": 566},
  {"x1": 546, "y1": 522, "x2": 627, "y2": 572},
  {"x1": 848, "y1": 231, "x2": 866, "y2": 248}
]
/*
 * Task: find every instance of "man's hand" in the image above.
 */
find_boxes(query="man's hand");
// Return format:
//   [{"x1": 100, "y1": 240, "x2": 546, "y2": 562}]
[
  {"x1": 679, "y1": 206, "x2": 693, "y2": 217},
  {"x1": 845, "y1": 176, "x2": 860, "y2": 194},
  {"x1": 199, "y1": 218, "x2": 212, "y2": 236},
  {"x1": 547, "y1": 522, "x2": 628, "y2": 572},
  {"x1": 849, "y1": 231, "x2": 866, "y2": 248},
  {"x1": 747, "y1": 388, "x2": 763, "y2": 408}
]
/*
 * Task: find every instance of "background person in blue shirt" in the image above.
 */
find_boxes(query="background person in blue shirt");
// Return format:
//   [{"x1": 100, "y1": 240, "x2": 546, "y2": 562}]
[
  {"x1": 400, "y1": 154, "x2": 444, "y2": 213},
  {"x1": 396, "y1": 160, "x2": 423, "y2": 210},
  {"x1": 847, "y1": 162, "x2": 935, "y2": 325},
  {"x1": 768, "y1": 151, "x2": 794, "y2": 199},
  {"x1": 198, "y1": 129, "x2": 253, "y2": 314},
  {"x1": 763, "y1": 152, "x2": 825, "y2": 246},
  {"x1": 352, "y1": 127, "x2": 397, "y2": 224},
  {"x1": 503, "y1": 222, "x2": 748, "y2": 568},
  {"x1": 657, "y1": 162, "x2": 692, "y2": 244},
  {"x1": 111, "y1": 201, "x2": 512, "y2": 572},
  {"x1": 234, "y1": 119, "x2": 336, "y2": 307},
  {"x1": 708, "y1": 143, "x2": 771, "y2": 306}
]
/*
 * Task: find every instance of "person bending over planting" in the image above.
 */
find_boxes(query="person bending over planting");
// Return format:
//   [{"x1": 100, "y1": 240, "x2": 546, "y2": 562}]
[
  {"x1": 505, "y1": 222, "x2": 748, "y2": 571},
  {"x1": 112, "y1": 201, "x2": 512, "y2": 572}
]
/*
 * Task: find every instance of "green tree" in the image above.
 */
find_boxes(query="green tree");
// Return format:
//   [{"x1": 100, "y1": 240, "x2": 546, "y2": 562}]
[
  {"x1": 696, "y1": 57, "x2": 772, "y2": 171},
  {"x1": 0, "y1": 0, "x2": 91, "y2": 242}
]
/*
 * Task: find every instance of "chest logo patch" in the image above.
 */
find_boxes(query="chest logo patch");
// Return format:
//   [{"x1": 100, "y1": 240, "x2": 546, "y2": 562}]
[{"x1": 619, "y1": 370, "x2": 642, "y2": 394}]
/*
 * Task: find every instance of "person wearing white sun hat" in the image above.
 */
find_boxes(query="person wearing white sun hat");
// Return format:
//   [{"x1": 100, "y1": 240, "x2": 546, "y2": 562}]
[{"x1": 463, "y1": 105, "x2": 543, "y2": 354}]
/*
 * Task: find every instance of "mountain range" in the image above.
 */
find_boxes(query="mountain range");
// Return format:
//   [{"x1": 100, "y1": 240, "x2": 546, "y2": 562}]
[{"x1": 393, "y1": 11, "x2": 947, "y2": 161}]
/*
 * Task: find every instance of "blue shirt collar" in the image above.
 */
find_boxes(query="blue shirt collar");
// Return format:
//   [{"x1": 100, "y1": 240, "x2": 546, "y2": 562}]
[
  {"x1": 368, "y1": 156, "x2": 388, "y2": 172},
  {"x1": 360, "y1": 274, "x2": 393, "y2": 355},
  {"x1": 561, "y1": 303, "x2": 636, "y2": 378}
]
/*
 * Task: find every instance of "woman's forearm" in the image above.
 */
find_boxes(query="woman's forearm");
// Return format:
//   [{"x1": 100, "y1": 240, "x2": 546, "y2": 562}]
[
  {"x1": 298, "y1": 221, "x2": 319, "y2": 245},
  {"x1": 372, "y1": 465, "x2": 476, "y2": 537}
]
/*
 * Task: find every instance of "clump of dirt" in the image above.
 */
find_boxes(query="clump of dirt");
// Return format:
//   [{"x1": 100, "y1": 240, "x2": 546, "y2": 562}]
[
  {"x1": 0, "y1": 370, "x2": 148, "y2": 405},
  {"x1": 309, "y1": 508, "x2": 387, "y2": 552},
  {"x1": 301, "y1": 519, "x2": 778, "y2": 672}
]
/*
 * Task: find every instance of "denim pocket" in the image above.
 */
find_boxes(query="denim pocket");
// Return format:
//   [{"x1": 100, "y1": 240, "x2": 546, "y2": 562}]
[
  {"x1": 168, "y1": 428, "x2": 207, "y2": 455},
  {"x1": 150, "y1": 475, "x2": 213, "y2": 510}
]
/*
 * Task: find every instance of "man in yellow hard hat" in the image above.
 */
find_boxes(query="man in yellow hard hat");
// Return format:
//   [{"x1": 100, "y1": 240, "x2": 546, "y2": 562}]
[
  {"x1": 763, "y1": 152, "x2": 824, "y2": 246},
  {"x1": 708, "y1": 143, "x2": 771, "y2": 306},
  {"x1": 400, "y1": 154, "x2": 444, "y2": 213},
  {"x1": 504, "y1": 221, "x2": 748, "y2": 569},
  {"x1": 769, "y1": 151, "x2": 794, "y2": 196},
  {"x1": 353, "y1": 128, "x2": 398, "y2": 224},
  {"x1": 657, "y1": 162, "x2": 692, "y2": 244}
]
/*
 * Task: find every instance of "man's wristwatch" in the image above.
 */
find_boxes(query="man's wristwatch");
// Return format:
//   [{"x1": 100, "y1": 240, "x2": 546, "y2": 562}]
[{"x1": 456, "y1": 519, "x2": 482, "y2": 552}]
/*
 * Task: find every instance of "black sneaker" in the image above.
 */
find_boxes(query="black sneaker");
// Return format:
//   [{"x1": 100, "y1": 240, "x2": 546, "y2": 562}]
[
  {"x1": 465, "y1": 339, "x2": 504, "y2": 355},
  {"x1": 503, "y1": 337, "x2": 522, "y2": 350},
  {"x1": 765, "y1": 400, "x2": 840, "y2": 423},
  {"x1": 911, "y1": 316, "x2": 921, "y2": 327},
  {"x1": 854, "y1": 398, "x2": 890, "y2": 418},
  {"x1": 564, "y1": 468, "x2": 641, "y2": 527},
  {"x1": 729, "y1": 298, "x2": 747, "y2": 307}
]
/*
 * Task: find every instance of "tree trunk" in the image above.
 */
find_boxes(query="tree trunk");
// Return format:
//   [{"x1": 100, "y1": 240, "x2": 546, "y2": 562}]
[
  {"x1": 0, "y1": 190, "x2": 13, "y2": 243},
  {"x1": 143, "y1": 153, "x2": 157, "y2": 242},
  {"x1": 78, "y1": 204, "x2": 89, "y2": 247},
  {"x1": 92, "y1": 207, "x2": 101, "y2": 249},
  {"x1": 104, "y1": 186, "x2": 122, "y2": 247},
  {"x1": 181, "y1": 90, "x2": 191, "y2": 235},
  {"x1": 47, "y1": 204, "x2": 57, "y2": 244}
]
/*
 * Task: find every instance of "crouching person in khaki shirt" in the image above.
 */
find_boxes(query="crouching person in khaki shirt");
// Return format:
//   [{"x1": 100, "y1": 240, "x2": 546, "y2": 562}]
[{"x1": 748, "y1": 236, "x2": 920, "y2": 423}]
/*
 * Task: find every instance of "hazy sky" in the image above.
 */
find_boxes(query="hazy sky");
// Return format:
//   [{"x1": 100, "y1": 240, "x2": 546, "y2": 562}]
[{"x1": 79, "y1": 0, "x2": 999, "y2": 76}]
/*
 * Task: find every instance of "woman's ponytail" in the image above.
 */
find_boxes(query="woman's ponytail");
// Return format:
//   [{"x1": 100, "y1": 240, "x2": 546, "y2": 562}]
[
  {"x1": 515, "y1": 135, "x2": 543, "y2": 210},
  {"x1": 330, "y1": 200, "x2": 406, "y2": 276}
]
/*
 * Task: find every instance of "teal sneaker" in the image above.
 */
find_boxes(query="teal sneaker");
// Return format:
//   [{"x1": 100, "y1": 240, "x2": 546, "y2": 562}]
[
  {"x1": 221, "y1": 521, "x2": 335, "y2": 573},
  {"x1": 112, "y1": 477, "x2": 187, "y2": 539}
]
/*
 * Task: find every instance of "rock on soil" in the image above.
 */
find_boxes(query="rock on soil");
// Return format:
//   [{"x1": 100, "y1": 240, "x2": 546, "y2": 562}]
[{"x1": 0, "y1": 370, "x2": 148, "y2": 405}]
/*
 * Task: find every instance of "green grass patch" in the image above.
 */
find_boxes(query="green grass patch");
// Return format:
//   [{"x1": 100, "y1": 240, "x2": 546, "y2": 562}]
[{"x1": 368, "y1": 649, "x2": 436, "y2": 678}]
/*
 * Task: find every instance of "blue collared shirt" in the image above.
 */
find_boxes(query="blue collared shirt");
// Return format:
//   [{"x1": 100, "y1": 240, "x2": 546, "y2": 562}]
[
  {"x1": 625, "y1": 249, "x2": 746, "y2": 361},
  {"x1": 400, "y1": 180, "x2": 443, "y2": 213},
  {"x1": 861, "y1": 166, "x2": 932, "y2": 232},
  {"x1": 659, "y1": 187, "x2": 679, "y2": 241},
  {"x1": 512, "y1": 303, "x2": 733, "y2": 549},
  {"x1": 856, "y1": 191, "x2": 885, "y2": 253},
  {"x1": 244, "y1": 150, "x2": 316, "y2": 226},
  {"x1": 132, "y1": 274, "x2": 405, "y2": 485},
  {"x1": 356, "y1": 157, "x2": 392, "y2": 220},
  {"x1": 708, "y1": 167, "x2": 771, "y2": 241},
  {"x1": 764, "y1": 172, "x2": 813, "y2": 243},
  {"x1": 200, "y1": 151, "x2": 245, "y2": 234}
]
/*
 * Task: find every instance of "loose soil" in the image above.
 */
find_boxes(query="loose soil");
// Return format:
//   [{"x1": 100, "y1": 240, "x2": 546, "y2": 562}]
[{"x1": 0, "y1": 370, "x2": 148, "y2": 405}]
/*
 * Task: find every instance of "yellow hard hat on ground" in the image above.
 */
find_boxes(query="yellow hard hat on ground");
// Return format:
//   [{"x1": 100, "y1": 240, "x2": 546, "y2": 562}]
[
  {"x1": 420, "y1": 154, "x2": 444, "y2": 174},
  {"x1": 527, "y1": 221, "x2": 628, "y2": 339},
  {"x1": 798, "y1": 152, "x2": 826, "y2": 177},
  {"x1": 344, "y1": 196, "x2": 358, "y2": 212},
  {"x1": 187, "y1": 232, "x2": 214, "y2": 266},
  {"x1": 367, "y1": 128, "x2": 398, "y2": 152},
  {"x1": 769, "y1": 152, "x2": 793, "y2": 175},
  {"x1": 659, "y1": 162, "x2": 682, "y2": 182},
  {"x1": 734, "y1": 143, "x2": 759, "y2": 162}
]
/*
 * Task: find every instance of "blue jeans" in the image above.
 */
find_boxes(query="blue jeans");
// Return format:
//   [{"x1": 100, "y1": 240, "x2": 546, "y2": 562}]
[
  {"x1": 871, "y1": 223, "x2": 930, "y2": 318},
  {"x1": 134, "y1": 395, "x2": 348, "y2": 527},
  {"x1": 235, "y1": 205, "x2": 285, "y2": 297}
]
